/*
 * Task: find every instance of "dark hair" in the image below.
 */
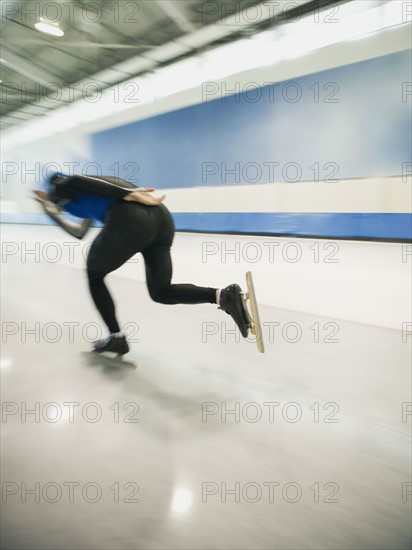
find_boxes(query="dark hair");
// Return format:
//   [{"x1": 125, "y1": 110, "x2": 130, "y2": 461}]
[{"x1": 48, "y1": 173, "x2": 76, "y2": 203}]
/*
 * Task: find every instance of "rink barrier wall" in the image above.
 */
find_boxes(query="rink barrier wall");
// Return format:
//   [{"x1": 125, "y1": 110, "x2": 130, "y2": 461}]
[{"x1": 1, "y1": 212, "x2": 411, "y2": 241}]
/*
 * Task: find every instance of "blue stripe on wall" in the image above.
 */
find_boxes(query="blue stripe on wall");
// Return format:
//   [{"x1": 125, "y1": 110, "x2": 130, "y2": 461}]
[
  {"x1": 173, "y1": 213, "x2": 412, "y2": 239},
  {"x1": 2, "y1": 213, "x2": 410, "y2": 240}
]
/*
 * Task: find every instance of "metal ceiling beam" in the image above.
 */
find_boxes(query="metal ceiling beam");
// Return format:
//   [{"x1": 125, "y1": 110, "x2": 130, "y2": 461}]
[
  {"x1": 0, "y1": 48, "x2": 57, "y2": 85},
  {"x1": 154, "y1": 0, "x2": 196, "y2": 33},
  {"x1": 2, "y1": 40, "x2": 150, "y2": 49},
  {"x1": 0, "y1": 0, "x2": 332, "y2": 131}
]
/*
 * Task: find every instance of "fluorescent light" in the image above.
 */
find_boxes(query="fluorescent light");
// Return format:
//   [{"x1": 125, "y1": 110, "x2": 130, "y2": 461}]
[
  {"x1": 0, "y1": 358, "x2": 12, "y2": 369},
  {"x1": 171, "y1": 488, "x2": 192, "y2": 513},
  {"x1": 276, "y1": 1, "x2": 401, "y2": 59},
  {"x1": 35, "y1": 18, "x2": 64, "y2": 37},
  {"x1": 382, "y1": 0, "x2": 407, "y2": 28},
  {"x1": 201, "y1": 40, "x2": 264, "y2": 80},
  {"x1": 152, "y1": 58, "x2": 203, "y2": 98}
]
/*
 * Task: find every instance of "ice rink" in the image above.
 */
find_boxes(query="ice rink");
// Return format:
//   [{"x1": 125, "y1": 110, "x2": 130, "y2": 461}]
[
  {"x1": 1, "y1": 225, "x2": 411, "y2": 550},
  {"x1": 1, "y1": 1, "x2": 411, "y2": 547}
]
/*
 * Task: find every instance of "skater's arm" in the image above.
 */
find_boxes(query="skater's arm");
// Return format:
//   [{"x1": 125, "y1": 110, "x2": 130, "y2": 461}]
[
  {"x1": 42, "y1": 200, "x2": 92, "y2": 239},
  {"x1": 123, "y1": 189, "x2": 166, "y2": 205},
  {"x1": 34, "y1": 192, "x2": 92, "y2": 239}
]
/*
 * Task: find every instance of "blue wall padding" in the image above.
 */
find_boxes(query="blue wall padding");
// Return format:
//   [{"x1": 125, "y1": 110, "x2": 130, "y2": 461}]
[
  {"x1": 2, "y1": 213, "x2": 411, "y2": 240},
  {"x1": 91, "y1": 50, "x2": 412, "y2": 187}
]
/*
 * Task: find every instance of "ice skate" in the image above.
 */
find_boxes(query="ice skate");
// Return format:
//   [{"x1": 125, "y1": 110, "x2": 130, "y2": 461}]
[
  {"x1": 219, "y1": 283, "x2": 250, "y2": 338},
  {"x1": 82, "y1": 335, "x2": 137, "y2": 368},
  {"x1": 219, "y1": 273, "x2": 265, "y2": 353},
  {"x1": 92, "y1": 335, "x2": 130, "y2": 355}
]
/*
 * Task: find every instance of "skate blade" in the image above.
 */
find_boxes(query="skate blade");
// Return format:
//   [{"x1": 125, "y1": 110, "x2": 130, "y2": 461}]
[
  {"x1": 81, "y1": 351, "x2": 137, "y2": 369},
  {"x1": 245, "y1": 272, "x2": 265, "y2": 353}
]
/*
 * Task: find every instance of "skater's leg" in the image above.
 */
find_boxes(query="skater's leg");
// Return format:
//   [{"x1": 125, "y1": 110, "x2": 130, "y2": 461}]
[
  {"x1": 86, "y1": 202, "x2": 158, "y2": 336},
  {"x1": 86, "y1": 226, "x2": 141, "y2": 353},
  {"x1": 87, "y1": 270, "x2": 121, "y2": 333},
  {"x1": 142, "y1": 245, "x2": 250, "y2": 337},
  {"x1": 86, "y1": 229, "x2": 131, "y2": 333},
  {"x1": 142, "y1": 244, "x2": 217, "y2": 305}
]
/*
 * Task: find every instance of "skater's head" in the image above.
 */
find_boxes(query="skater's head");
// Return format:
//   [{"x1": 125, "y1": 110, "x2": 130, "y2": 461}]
[
  {"x1": 46, "y1": 172, "x2": 74, "y2": 204},
  {"x1": 33, "y1": 172, "x2": 71, "y2": 209}
]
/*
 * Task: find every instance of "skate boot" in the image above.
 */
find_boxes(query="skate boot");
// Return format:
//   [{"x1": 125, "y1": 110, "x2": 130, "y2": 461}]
[
  {"x1": 218, "y1": 284, "x2": 251, "y2": 338},
  {"x1": 92, "y1": 335, "x2": 129, "y2": 355}
]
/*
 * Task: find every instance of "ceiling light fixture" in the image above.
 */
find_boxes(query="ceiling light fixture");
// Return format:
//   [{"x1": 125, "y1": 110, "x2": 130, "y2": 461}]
[{"x1": 34, "y1": 18, "x2": 64, "y2": 37}]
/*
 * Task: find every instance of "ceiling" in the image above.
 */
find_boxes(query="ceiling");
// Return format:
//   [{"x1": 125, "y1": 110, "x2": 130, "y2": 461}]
[{"x1": 0, "y1": 0, "x2": 343, "y2": 131}]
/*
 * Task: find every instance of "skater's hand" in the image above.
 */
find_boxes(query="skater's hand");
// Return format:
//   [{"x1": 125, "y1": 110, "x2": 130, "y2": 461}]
[
  {"x1": 32, "y1": 190, "x2": 63, "y2": 213},
  {"x1": 124, "y1": 189, "x2": 166, "y2": 205},
  {"x1": 33, "y1": 190, "x2": 49, "y2": 203}
]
